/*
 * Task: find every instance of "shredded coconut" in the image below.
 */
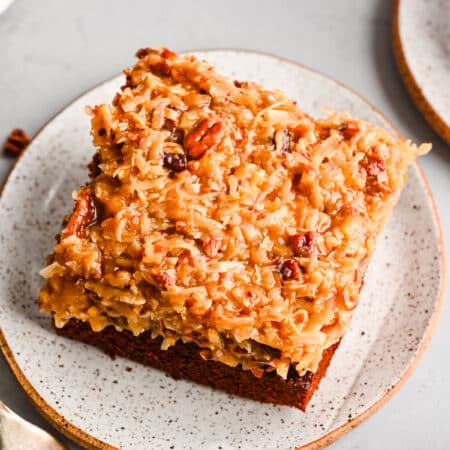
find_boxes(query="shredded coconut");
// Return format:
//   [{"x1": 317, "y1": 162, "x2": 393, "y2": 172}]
[{"x1": 39, "y1": 48, "x2": 430, "y2": 378}]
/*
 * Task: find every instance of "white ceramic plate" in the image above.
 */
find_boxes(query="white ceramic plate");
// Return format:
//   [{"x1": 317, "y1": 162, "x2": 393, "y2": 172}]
[
  {"x1": 0, "y1": 50, "x2": 445, "y2": 450},
  {"x1": 393, "y1": 0, "x2": 450, "y2": 143}
]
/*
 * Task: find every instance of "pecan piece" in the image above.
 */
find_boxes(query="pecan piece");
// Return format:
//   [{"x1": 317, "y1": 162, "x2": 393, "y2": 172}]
[
  {"x1": 317, "y1": 127, "x2": 330, "y2": 140},
  {"x1": 148, "y1": 58, "x2": 171, "y2": 76},
  {"x1": 163, "y1": 152, "x2": 186, "y2": 172},
  {"x1": 160, "y1": 48, "x2": 177, "y2": 59},
  {"x1": 163, "y1": 118, "x2": 176, "y2": 132},
  {"x1": 64, "y1": 188, "x2": 97, "y2": 238},
  {"x1": 339, "y1": 122, "x2": 359, "y2": 140},
  {"x1": 365, "y1": 155, "x2": 385, "y2": 177},
  {"x1": 136, "y1": 48, "x2": 171, "y2": 59},
  {"x1": 135, "y1": 48, "x2": 152, "y2": 59},
  {"x1": 3, "y1": 128, "x2": 30, "y2": 157},
  {"x1": 291, "y1": 231, "x2": 314, "y2": 257},
  {"x1": 360, "y1": 147, "x2": 387, "y2": 196},
  {"x1": 290, "y1": 124, "x2": 308, "y2": 141},
  {"x1": 185, "y1": 119, "x2": 223, "y2": 160},
  {"x1": 277, "y1": 259, "x2": 301, "y2": 281}
]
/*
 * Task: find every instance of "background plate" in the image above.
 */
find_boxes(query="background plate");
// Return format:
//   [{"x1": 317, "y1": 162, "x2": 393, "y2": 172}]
[
  {"x1": 393, "y1": 0, "x2": 450, "y2": 144},
  {"x1": 0, "y1": 50, "x2": 445, "y2": 450}
]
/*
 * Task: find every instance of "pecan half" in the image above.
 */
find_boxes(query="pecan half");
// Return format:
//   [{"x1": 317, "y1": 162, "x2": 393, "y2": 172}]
[
  {"x1": 185, "y1": 119, "x2": 223, "y2": 160},
  {"x1": 291, "y1": 231, "x2": 314, "y2": 257},
  {"x1": 277, "y1": 259, "x2": 301, "y2": 281},
  {"x1": 3, "y1": 128, "x2": 30, "y2": 157},
  {"x1": 64, "y1": 188, "x2": 97, "y2": 238}
]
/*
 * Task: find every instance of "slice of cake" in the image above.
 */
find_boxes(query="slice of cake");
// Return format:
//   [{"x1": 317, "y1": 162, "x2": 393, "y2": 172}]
[{"x1": 38, "y1": 48, "x2": 430, "y2": 410}]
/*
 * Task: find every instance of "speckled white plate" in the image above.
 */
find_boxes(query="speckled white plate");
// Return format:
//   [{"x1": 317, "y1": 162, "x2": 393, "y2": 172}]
[
  {"x1": 393, "y1": 0, "x2": 450, "y2": 143},
  {"x1": 0, "y1": 50, "x2": 446, "y2": 450}
]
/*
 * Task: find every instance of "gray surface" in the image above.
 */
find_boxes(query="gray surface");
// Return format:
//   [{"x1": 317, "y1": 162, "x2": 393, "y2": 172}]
[{"x1": 0, "y1": 0, "x2": 448, "y2": 449}]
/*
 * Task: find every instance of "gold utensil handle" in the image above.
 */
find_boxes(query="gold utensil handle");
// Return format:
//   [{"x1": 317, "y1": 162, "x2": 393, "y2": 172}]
[{"x1": 0, "y1": 400, "x2": 67, "y2": 450}]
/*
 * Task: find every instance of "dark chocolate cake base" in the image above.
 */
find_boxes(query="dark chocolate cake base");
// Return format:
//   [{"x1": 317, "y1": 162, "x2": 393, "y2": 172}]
[{"x1": 54, "y1": 319, "x2": 338, "y2": 411}]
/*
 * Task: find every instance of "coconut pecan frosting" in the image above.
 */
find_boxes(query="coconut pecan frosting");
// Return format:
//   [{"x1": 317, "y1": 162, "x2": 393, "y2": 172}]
[{"x1": 39, "y1": 48, "x2": 430, "y2": 379}]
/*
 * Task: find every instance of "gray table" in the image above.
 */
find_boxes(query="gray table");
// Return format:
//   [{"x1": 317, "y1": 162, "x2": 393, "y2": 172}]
[{"x1": 0, "y1": 1, "x2": 449, "y2": 449}]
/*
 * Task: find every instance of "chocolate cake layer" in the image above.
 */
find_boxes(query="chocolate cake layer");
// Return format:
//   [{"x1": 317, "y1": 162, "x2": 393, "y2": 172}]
[{"x1": 54, "y1": 319, "x2": 338, "y2": 411}]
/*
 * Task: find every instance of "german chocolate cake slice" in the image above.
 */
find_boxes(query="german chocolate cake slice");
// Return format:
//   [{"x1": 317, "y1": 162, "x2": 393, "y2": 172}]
[{"x1": 39, "y1": 48, "x2": 429, "y2": 410}]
